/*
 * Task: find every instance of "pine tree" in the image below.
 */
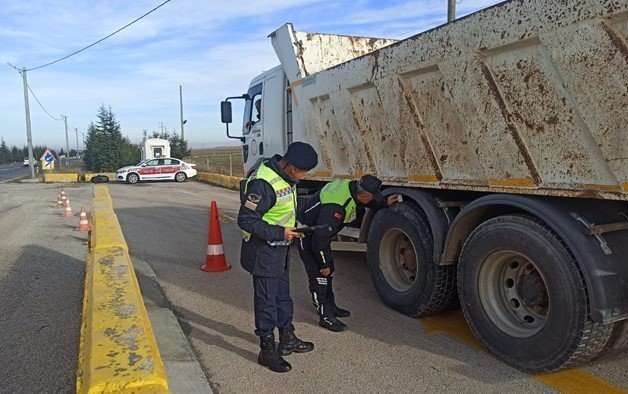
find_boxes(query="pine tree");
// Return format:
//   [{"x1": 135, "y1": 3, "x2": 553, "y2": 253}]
[
  {"x1": 83, "y1": 105, "x2": 140, "y2": 171},
  {"x1": 169, "y1": 132, "x2": 191, "y2": 159},
  {"x1": 0, "y1": 139, "x2": 9, "y2": 164}
]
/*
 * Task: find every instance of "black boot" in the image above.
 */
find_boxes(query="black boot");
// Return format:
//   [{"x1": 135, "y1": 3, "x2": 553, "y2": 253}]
[
  {"x1": 278, "y1": 324, "x2": 314, "y2": 356},
  {"x1": 258, "y1": 335, "x2": 291, "y2": 373},
  {"x1": 333, "y1": 305, "x2": 351, "y2": 318},
  {"x1": 319, "y1": 316, "x2": 348, "y2": 332}
]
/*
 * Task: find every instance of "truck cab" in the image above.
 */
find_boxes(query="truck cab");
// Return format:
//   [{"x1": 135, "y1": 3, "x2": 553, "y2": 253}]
[{"x1": 232, "y1": 66, "x2": 292, "y2": 172}]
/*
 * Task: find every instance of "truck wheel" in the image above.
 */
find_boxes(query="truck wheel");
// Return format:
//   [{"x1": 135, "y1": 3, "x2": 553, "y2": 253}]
[
  {"x1": 458, "y1": 214, "x2": 613, "y2": 373},
  {"x1": 595, "y1": 319, "x2": 628, "y2": 360},
  {"x1": 127, "y1": 173, "x2": 139, "y2": 184},
  {"x1": 367, "y1": 203, "x2": 457, "y2": 317}
]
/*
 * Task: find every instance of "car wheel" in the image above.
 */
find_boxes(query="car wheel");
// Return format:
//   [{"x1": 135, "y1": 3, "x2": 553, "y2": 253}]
[
  {"x1": 457, "y1": 214, "x2": 613, "y2": 373},
  {"x1": 127, "y1": 173, "x2": 139, "y2": 184},
  {"x1": 175, "y1": 172, "x2": 187, "y2": 182}
]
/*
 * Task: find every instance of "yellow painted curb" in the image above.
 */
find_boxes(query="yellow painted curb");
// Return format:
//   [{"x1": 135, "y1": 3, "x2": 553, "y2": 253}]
[
  {"x1": 77, "y1": 184, "x2": 169, "y2": 393},
  {"x1": 44, "y1": 173, "x2": 78, "y2": 183},
  {"x1": 195, "y1": 172, "x2": 242, "y2": 190}
]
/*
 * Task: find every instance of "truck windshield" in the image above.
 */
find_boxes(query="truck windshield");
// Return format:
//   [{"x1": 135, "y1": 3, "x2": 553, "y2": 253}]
[{"x1": 243, "y1": 83, "x2": 263, "y2": 135}]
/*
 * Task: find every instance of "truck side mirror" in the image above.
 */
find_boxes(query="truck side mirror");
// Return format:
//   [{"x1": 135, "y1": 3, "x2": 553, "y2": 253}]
[{"x1": 221, "y1": 101, "x2": 232, "y2": 124}]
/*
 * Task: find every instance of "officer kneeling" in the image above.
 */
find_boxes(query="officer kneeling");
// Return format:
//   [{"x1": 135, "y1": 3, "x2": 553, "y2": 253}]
[{"x1": 237, "y1": 142, "x2": 318, "y2": 373}]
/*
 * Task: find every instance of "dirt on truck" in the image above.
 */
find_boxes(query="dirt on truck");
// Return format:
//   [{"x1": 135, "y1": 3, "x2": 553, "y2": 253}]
[{"x1": 220, "y1": 0, "x2": 628, "y2": 373}]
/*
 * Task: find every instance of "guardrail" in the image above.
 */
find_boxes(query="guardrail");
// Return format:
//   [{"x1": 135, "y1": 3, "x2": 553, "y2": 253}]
[
  {"x1": 196, "y1": 172, "x2": 242, "y2": 190},
  {"x1": 77, "y1": 184, "x2": 169, "y2": 393}
]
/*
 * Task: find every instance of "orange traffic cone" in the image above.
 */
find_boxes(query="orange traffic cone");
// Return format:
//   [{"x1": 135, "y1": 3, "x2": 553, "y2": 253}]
[
  {"x1": 56, "y1": 192, "x2": 64, "y2": 207},
  {"x1": 75, "y1": 206, "x2": 91, "y2": 231},
  {"x1": 62, "y1": 198, "x2": 74, "y2": 217},
  {"x1": 201, "y1": 201, "x2": 231, "y2": 272}
]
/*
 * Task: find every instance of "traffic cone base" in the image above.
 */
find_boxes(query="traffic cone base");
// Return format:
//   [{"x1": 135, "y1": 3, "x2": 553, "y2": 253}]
[
  {"x1": 200, "y1": 201, "x2": 231, "y2": 272},
  {"x1": 75, "y1": 206, "x2": 91, "y2": 231},
  {"x1": 62, "y1": 199, "x2": 74, "y2": 217}
]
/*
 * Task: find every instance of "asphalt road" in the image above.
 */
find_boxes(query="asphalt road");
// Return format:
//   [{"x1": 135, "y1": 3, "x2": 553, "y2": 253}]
[
  {"x1": 0, "y1": 183, "x2": 91, "y2": 392},
  {"x1": 109, "y1": 181, "x2": 627, "y2": 393},
  {"x1": 0, "y1": 164, "x2": 30, "y2": 183}
]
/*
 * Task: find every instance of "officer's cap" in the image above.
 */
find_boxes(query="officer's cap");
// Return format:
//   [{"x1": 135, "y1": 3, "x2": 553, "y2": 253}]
[
  {"x1": 359, "y1": 174, "x2": 384, "y2": 201},
  {"x1": 284, "y1": 142, "x2": 318, "y2": 171}
]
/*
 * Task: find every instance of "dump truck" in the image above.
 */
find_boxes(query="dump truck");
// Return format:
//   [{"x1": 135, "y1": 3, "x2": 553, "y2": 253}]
[{"x1": 220, "y1": 0, "x2": 628, "y2": 372}]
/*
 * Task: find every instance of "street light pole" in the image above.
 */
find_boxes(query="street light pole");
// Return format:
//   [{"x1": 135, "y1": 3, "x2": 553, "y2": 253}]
[
  {"x1": 179, "y1": 85, "x2": 184, "y2": 140},
  {"x1": 448, "y1": 0, "x2": 456, "y2": 22},
  {"x1": 61, "y1": 115, "x2": 69, "y2": 165},
  {"x1": 75, "y1": 128, "x2": 79, "y2": 158},
  {"x1": 20, "y1": 68, "x2": 35, "y2": 179}
]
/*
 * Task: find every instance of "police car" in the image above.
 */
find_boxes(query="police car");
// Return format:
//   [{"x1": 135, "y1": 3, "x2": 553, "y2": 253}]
[{"x1": 116, "y1": 158, "x2": 197, "y2": 184}]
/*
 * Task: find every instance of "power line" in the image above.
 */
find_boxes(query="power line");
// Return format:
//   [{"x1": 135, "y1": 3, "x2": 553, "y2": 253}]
[
  {"x1": 27, "y1": 0, "x2": 173, "y2": 71},
  {"x1": 26, "y1": 78, "x2": 63, "y2": 121}
]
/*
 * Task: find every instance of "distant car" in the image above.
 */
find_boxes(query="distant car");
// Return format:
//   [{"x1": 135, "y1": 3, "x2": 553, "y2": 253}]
[
  {"x1": 22, "y1": 158, "x2": 38, "y2": 167},
  {"x1": 116, "y1": 158, "x2": 197, "y2": 184}
]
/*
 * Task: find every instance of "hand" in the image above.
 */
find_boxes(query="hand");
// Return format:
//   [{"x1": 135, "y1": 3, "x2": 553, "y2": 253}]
[
  {"x1": 283, "y1": 227, "x2": 301, "y2": 243},
  {"x1": 320, "y1": 268, "x2": 331, "y2": 277},
  {"x1": 388, "y1": 194, "x2": 401, "y2": 206}
]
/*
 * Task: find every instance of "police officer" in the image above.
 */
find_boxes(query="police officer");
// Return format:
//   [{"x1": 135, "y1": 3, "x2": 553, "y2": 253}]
[
  {"x1": 297, "y1": 175, "x2": 399, "y2": 331},
  {"x1": 238, "y1": 142, "x2": 318, "y2": 373}
]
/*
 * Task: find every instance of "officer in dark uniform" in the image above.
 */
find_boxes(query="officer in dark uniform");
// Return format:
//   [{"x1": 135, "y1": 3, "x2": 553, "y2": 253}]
[
  {"x1": 238, "y1": 142, "x2": 318, "y2": 373},
  {"x1": 297, "y1": 175, "x2": 399, "y2": 331}
]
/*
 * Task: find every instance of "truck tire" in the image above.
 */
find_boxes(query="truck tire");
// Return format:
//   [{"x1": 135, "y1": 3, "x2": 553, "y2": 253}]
[
  {"x1": 458, "y1": 214, "x2": 613, "y2": 373},
  {"x1": 367, "y1": 203, "x2": 457, "y2": 317},
  {"x1": 595, "y1": 319, "x2": 628, "y2": 360}
]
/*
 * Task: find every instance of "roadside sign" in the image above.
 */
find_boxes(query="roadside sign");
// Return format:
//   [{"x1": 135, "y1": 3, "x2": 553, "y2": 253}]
[{"x1": 40, "y1": 148, "x2": 55, "y2": 170}]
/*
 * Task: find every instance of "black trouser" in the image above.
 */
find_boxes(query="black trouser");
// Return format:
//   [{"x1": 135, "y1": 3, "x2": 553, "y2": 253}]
[
  {"x1": 298, "y1": 239, "x2": 336, "y2": 318},
  {"x1": 253, "y1": 269, "x2": 293, "y2": 337}
]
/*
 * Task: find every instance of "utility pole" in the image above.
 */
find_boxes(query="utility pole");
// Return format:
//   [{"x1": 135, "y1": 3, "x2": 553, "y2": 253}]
[
  {"x1": 20, "y1": 68, "x2": 35, "y2": 179},
  {"x1": 159, "y1": 122, "x2": 165, "y2": 135},
  {"x1": 81, "y1": 132, "x2": 85, "y2": 151},
  {"x1": 179, "y1": 85, "x2": 185, "y2": 141},
  {"x1": 75, "y1": 128, "x2": 79, "y2": 158},
  {"x1": 448, "y1": 0, "x2": 456, "y2": 22},
  {"x1": 61, "y1": 115, "x2": 69, "y2": 165}
]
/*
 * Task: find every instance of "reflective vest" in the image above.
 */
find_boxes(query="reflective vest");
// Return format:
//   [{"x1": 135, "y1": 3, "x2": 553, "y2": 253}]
[
  {"x1": 320, "y1": 180, "x2": 357, "y2": 223},
  {"x1": 243, "y1": 162, "x2": 296, "y2": 245}
]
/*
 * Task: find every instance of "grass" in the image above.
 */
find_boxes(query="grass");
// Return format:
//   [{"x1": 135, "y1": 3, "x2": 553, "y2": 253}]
[{"x1": 188, "y1": 146, "x2": 245, "y2": 176}]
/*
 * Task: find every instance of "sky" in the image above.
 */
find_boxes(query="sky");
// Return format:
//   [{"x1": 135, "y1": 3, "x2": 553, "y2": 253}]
[{"x1": 0, "y1": 0, "x2": 503, "y2": 151}]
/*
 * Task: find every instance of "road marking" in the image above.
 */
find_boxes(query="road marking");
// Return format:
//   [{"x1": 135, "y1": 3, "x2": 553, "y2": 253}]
[
  {"x1": 219, "y1": 214, "x2": 236, "y2": 223},
  {"x1": 535, "y1": 370, "x2": 626, "y2": 393},
  {"x1": 421, "y1": 311, "x2": 626, "y2": 393}
]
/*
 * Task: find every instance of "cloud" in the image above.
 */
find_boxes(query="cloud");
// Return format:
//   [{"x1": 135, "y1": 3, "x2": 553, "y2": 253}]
[{"x1": 0, "y1": 0, "x2": 503, "y2": 148}]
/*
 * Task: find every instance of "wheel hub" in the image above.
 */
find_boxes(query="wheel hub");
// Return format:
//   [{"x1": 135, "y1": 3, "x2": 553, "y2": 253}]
[
  {"x1": 379, "y1": 228, "x2": 418, "y2": 292},
  {"x1": 478, "y1": 251, "x2": 550, "y2": 338},
  {"x1": 518, "y1": 271, "x2": 545, "y2": 306}
]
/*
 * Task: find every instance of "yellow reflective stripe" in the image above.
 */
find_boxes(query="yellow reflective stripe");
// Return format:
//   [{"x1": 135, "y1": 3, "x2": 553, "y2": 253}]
[
  {"x1": 275, "y1": 212, "x2": 296, "y2": 226},
  {"x1": 268, "y1": 176, "x2": 282, "y2": 185}
]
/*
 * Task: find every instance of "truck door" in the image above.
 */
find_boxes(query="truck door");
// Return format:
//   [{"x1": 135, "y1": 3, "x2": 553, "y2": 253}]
[{"x1": 242, "y1": 83, "x2": 263, "y2": 170}]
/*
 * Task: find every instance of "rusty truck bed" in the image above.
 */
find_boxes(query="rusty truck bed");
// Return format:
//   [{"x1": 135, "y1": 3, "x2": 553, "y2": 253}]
[{"x1": 272, "y1": 0, "x2": 628, "y2": 201}]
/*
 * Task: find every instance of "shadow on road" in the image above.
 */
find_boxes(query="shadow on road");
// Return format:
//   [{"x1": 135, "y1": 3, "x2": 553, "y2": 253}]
[{"x1": 0, "y1": 245, "x2": 84, "y2": 392}]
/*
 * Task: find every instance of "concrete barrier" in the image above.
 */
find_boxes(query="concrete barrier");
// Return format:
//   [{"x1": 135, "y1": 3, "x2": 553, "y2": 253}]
[
  {"x1": 44, "y1": 173, "x2": 78, "y2": 183},
  {"x1": 195, "y1": 171, "x2": 242, "y2": 190},
  {"x1": 77, "y1": 184, "x2": 169, "y2": 393}
]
